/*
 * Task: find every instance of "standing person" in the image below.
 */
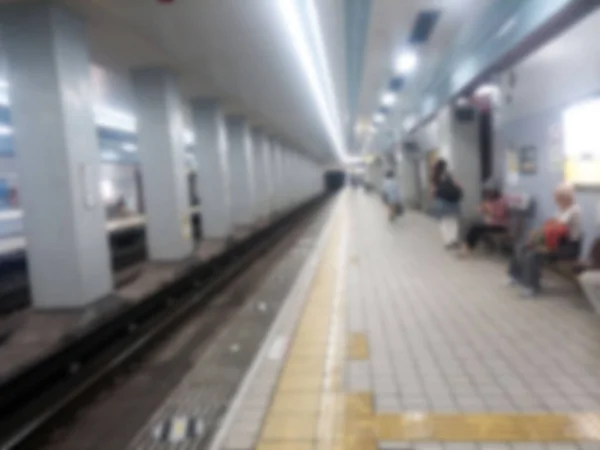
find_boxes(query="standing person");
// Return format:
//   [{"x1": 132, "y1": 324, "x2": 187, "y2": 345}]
[
  {"x1": 431, "y1": 159, "x2": 462, "y2": 248},
  {"x1": 382, "y1": 170, "x2": 403, "y2": 222},
  {"x1": 508, "y1": 183, "x2": 582, "y2": 296},
  {"x1": 458, "y1": 186, "x2": 509, "y2": 257}
]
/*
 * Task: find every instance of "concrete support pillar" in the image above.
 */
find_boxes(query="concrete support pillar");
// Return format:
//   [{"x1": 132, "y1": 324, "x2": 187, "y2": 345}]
[
  {"x1": 288, "y1": 149, "x2": 297, "y2": 207},
  {"x1": 366, "y1": 158, "x2": 384, "y2": 191},
  {"x1": 294, "y1": 153, "x2": 302, "y2": 204},
  {"x1": 263, "y1": 136, "x2": 274, "y2": 220},
  {"x1": 303, "y1": 160, "x2": 310, "y2": 200},
  {"x1": 311, "y1": 161, "x2": 319, "y2": 197},
  {"x1": 290, "y1": 151, "x2": 299, "y2": 205},
  {"x1": 265, "y1": 136, "x2": 276, "y2": 218},
  {"x1": 191, "y1": 99, "x2": 232, "y2": 240},
  {"x1": 271, "y1": 140, "x2": 285, "y2": 214},
  {"x1": 281, "y1": 147, "x2": 292, "y2": 209},
  {"x1": 438, "y1": 106, "x2": 481, "y2": 219},
  {"x1": 286, "y1": 151, "x2": 293, "y2": 204},
  {"x1": 295, "y1": 155, "x2": 303, "y2": 203},
  {"x1": 301, "y1": 159, "x2": 310, "y2": 201},
  {"x1": 132, "y1": 68, "x2": 193, "y2": 260},
  {"x1": 226, "y1": 116, "x2": 255, "y2": 228},
  {"x1": 1, "y1": 3, "x2": 112, "y2": 308},
  {"x1": 399, "y1": 153, "x2": 421, "y2": 209},
  {"x1": 252, "y1": 128, "x2": 271, "y2": 222}
]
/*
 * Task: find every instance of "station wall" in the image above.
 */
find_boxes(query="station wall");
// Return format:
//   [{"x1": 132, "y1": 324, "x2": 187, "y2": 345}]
[{"x1": 495, "y1": 8, "x2": 600, "y2": 255}]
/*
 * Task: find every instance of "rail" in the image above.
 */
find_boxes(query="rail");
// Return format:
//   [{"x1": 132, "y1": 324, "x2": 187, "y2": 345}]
[{"x1": 0, "y1": 193, "x2": 329, "y2": 449}]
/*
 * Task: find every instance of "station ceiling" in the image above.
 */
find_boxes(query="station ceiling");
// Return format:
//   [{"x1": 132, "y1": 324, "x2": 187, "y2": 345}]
[
  {"x1": 1, "y1": 0, "x2": 497, "y2": 162},
  {"x1": 59, "y1": 0, "x2": 344, "y2": 163},
  {"x1": 354, "y1": 0, "x2": 492, "y2": 155}
]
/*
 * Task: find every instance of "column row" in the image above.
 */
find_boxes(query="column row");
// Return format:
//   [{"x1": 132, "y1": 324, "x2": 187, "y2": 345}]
[{"x1": 0, "y1": 2, "x2": 324, "y2": 309}]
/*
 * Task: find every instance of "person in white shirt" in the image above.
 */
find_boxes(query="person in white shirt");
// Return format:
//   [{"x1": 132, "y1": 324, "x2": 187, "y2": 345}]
[
  {"x1": 508, "y1": 183, "x2": 582, "y2": 296},
  {"x1": 381, "y1": 170, "x2": 402, "y2": 222}
]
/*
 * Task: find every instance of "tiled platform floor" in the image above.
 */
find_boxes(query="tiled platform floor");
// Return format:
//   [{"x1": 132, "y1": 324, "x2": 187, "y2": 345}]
[{"x1": 210, "y1": 191, "x2": 600, "y2": 450}]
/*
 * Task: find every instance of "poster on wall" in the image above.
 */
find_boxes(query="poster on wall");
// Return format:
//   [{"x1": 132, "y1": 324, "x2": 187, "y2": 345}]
[
  {"x1": 519, "y1": 146, "x2": 537, "y2": 174},
  {"x1": 563, "y1": 97, "x2": 600, "y2": 187},
  {"x1": 506, "y1": 149, "x2": 519, "y2": 186}
]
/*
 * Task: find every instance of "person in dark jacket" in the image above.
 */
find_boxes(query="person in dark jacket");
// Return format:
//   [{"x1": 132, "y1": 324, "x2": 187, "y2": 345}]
[{"x1": 430, "y1": 159, "x2": 462, "y2": 248}]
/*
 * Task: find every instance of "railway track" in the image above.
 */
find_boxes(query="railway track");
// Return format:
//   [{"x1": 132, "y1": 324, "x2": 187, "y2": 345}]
[{"x1": 0, "y1": 194, "x2": 329, "y2": 450}]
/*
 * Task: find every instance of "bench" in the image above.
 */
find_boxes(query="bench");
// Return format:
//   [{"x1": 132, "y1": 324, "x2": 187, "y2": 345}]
[
  {"x1": 484, "y1": 230, "x2": 513, "y2": 254},
  {"x1": 548, "y1": 258, "x2": 583, "y2": 286},
  {"x1": 550, "y1": 238, "x2": 600, "y2": 288},
  {"x1": 484, "y1": 193, "x2": 535, "y2": 255}
]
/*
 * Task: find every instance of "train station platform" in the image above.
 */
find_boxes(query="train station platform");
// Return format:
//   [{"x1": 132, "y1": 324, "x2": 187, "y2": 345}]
[{"x1": 198, "y1": 190, "x2": 600, "y2": 450}]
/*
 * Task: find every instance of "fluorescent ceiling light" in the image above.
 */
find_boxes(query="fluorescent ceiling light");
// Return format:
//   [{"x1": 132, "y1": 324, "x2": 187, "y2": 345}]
[
  {"x1": 121, "y1": 142, "x2": 138, "y2": 152},
  {"x1": 381, "y1": 92, "x2": 397, "y2": 107},
  {"x1": 306, "y1": 0, "x2": 341, "y2": 135},
  {"x1": 395, "y1": 50, "x2": 418, "y2": 75},
  {"x1": 101, "y1": 150, "x2": 120, "y2": 162},
  {"x1": 277, "y1": 0, "x2": 345, "y2": 161},
  {"x1": 474, "y1": 83, "x2": 500, "y2": 97},
  {"x1": 94, "y1": 106, "x2": 137, "y2": 133},
  {"x1": 0, "y1": 92, "x2": 9, "y2": 107},
  {"x1": 0, "y1": 77, "x2": 138, "y2": 133},
  {"x1": 184, "y1": 129, "x2": 196, "y2": 146},
  {"x1": 100, "y1": 179, "x2": 116, "y2": 202}
]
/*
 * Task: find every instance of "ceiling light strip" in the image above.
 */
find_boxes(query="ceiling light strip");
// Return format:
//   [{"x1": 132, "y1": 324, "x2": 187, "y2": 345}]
[
  {"x1": 277, "y1": 0, "x2": 345, "y2": 161},
  {"x1": 306, "y1": 0, "x2": 343, "y2": 135}
]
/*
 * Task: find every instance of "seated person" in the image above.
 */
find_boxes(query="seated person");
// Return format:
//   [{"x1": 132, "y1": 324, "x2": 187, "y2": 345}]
[
  {"x1": 507, "y1": 183, "x2": 582, "y2": 297},
  {"x1": 458, "y1": 186, "x2": 508, "y2": 257}
]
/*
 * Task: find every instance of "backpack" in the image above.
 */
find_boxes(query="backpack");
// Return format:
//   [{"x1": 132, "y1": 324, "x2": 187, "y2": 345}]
[
  {"x1": 542, "y1": 219, "x2": 569, "y2": 251},
  {"x1": 437, "y1": 177, "x2": 463, "y2": 203}
]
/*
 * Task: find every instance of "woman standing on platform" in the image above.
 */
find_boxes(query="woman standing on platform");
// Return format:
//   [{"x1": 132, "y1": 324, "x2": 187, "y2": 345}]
[{"x1": 431, "y1": 159, "x2": 462, "y2": 248}]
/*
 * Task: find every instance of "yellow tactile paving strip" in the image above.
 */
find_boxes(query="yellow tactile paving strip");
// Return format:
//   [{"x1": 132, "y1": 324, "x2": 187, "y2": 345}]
[
  {"x1": 346, "y1": 333, "x2": 369, "y2": 360},
  {"x1": 255, "y1": 196, "x2": 600, "y2": 448}
]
